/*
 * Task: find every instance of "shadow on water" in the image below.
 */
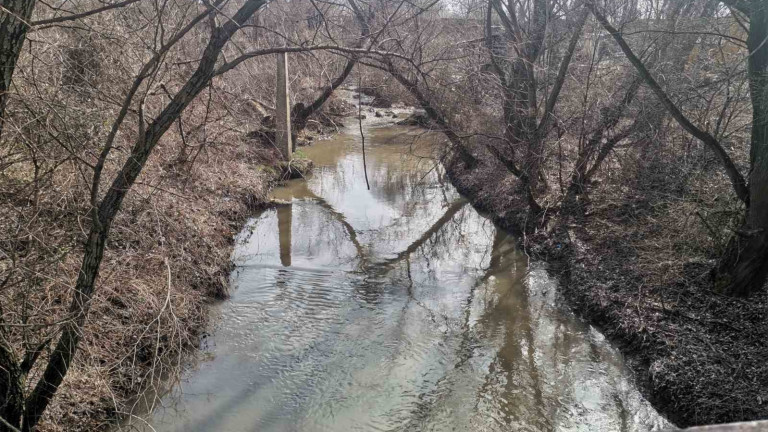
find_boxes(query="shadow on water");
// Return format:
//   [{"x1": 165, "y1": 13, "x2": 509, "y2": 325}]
[{"x1": 124, "y1": 120, "x2": 671, "y2": 432}]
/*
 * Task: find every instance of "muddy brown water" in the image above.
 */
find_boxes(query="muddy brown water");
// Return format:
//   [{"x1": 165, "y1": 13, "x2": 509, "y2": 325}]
[{"x1": 132, "y1": 116, "x2": 670, "y2": 431}]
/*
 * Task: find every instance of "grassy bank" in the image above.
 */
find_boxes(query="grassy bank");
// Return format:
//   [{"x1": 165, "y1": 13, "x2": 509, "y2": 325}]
[
  {"x1": 445, "y1": 151, "x2": 768, "y2": 428},
  {"x1": 18, "y1": 137, "x2": 290, "y2": 431}
]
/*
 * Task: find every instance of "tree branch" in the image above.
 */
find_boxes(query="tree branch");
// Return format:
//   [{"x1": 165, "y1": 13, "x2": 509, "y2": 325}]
[
  {"x1": 537, "y1": 7, "x2": 589, "y2": 134},
  {"x1": 31, "y1": 0, "x2": 141, "y2": 27},
  {"x1": 719, "y1": 0, "x2": 751, "y2": 16},
  {"x1": 586, "y1": 0, "x2": 750, "y2": 205}
]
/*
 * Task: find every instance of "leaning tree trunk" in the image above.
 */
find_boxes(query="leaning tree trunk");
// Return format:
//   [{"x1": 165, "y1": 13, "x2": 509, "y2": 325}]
[
  {"x1": 292, "y1": 57, "x2": 354, "y2": 133},
  {"x1": 0, "y1": 0, "x2": 36, "y2": 140},
  {"x1": 712, "y1": 0, "x2": 768, "y2": 296},
  {"x1": 0, "y1": 340, "x2": 23, "y2": 431},
  {"x1": 19, "y1": 2, "x2": 268, "y2": 429},
  {"x1": 292, "y1": 0, "x2": 370, "y2": 134}
]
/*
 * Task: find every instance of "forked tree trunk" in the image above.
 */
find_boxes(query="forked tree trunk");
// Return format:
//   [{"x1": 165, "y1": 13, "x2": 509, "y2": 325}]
[
  {"x1": 0, "y1": 0, "x2": 36, "y2": 140},
  {"x1": 712, "y1": 0, "x2": 768, "y2": 296}
]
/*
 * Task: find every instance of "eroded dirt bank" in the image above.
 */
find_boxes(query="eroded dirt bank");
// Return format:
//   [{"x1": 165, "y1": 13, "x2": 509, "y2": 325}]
[{"x1": 445, "y1": 153, "x2": 768, "y2": 428}]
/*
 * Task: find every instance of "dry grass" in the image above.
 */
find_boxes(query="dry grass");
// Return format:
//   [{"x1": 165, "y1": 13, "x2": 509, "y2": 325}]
[{"x1": 1, "y1": 132, "x2": 282, "y2": 431}]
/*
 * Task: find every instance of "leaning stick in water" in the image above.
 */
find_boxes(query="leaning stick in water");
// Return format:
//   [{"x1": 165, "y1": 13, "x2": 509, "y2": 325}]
[{"x1": 357, "y1": 74, "x2": 371, "y2": 190}]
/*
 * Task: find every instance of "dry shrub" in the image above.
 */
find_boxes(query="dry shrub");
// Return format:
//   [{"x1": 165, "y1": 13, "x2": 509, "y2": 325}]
[
  {"x1": 0, "y1": 5, "x2": 292, "y2": 428},
  {"x1": 4, "y1": 128, "x2": 280, "y2": 431}
]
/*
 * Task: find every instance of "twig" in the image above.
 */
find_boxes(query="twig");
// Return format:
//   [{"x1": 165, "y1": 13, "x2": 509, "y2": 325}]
[
  {"x1": 695, "y1": 211, "x2": 725, "y2": 253},
  {"x1": 0, "y1": 415, "x2": 21, "y2": 432}
]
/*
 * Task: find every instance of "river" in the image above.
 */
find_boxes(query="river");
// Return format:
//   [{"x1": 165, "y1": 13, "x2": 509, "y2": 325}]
[{"x1": 135, "y1": 105, "x2": 669, "y2": 431}]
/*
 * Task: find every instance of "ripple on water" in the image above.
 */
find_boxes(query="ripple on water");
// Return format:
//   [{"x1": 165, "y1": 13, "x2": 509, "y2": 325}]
[{"x1": 141, "y1": 125, "x2": 670, "y2": 432}]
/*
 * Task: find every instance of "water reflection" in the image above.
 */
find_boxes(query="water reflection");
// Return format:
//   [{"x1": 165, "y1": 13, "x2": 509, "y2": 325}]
[
  {"x1": 133, "y1": 122, "x2": 669, "y2": 432},
  {"x1": 277, "y1": 205, "x2": 292, "y2": 267}
]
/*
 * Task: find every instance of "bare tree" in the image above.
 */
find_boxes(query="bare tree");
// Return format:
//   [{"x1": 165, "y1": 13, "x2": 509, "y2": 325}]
[
  {"x1": 291, "y1": 0, "x2": 372, "y2": 132},
  {"x1": 586, "y1": 0, "x2": 768, "y2": 295},
  {"x1": 485, "y1": 0, "x2": 589, "y2": 211},
  {"x1": 344, "y1": 0, "x2": 590, "y2": 216},
  {"x1": 0, "y1": 0, "x2": 141, "y2": 140},
  {"x1": 0, "y1": 0, "x2": 275, "y2": 429}
]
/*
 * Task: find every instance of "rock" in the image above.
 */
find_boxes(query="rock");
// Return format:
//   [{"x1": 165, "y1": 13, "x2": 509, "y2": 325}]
[
  {"x1": 247, "y1": 100, "x2": 268, "y2": 118},
  {"x1": 356, "y1": 114, "x2": 367, "y2": 120},
  {"x1": 359, "y1": 86, "x2": 378, "y2": 97},
  {"x1": 395, "y1": 112, "x2": 430, "y2": 127},
  {"x1": 370, "y1": 97, "x2": 393, "y2": 108},
  {"x1": 327, "y1": 97, "x2": 355, "y2": 116},
  {"x1": 358, "y1": 86, "x2": 393, "y2": 108},
  {"x1": 374, "y1": 111, "x2": 383, "y2": 118}
]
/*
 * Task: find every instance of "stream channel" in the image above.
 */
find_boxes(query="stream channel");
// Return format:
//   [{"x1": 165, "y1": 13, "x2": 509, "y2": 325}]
[{"x1": 139, "y1": 97, "x2": 670, "y2": 432}]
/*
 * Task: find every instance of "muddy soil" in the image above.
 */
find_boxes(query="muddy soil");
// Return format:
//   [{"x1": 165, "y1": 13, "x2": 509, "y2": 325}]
[{"x1": 445, "y1": 152, "x2": 768, "y2": 428}]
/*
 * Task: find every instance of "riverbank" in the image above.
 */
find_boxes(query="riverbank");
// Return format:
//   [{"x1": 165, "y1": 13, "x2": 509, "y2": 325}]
[
  {"x1": 445, "y1": 150, "x2": 768, "y2": 428},
  {"x1": 33, "y1": 134, "x2": 314, "y2": 431}
]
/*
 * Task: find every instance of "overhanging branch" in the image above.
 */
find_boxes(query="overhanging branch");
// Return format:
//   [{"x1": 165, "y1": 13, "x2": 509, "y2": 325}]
[{"x1": 586, "y1": 0, "x2": 750, "y2": 205}]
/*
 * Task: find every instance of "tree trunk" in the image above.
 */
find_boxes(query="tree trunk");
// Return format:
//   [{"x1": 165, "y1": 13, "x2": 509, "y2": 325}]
[
  {"x1": 712, "y1": 0, "x2": 768, "y2": 296},
  {"x1": 22, "y1": 224, "x2": 108, "y2": 431},
  {"x1": 0, "y1": 341, "x2": 23, "y2": 432},
  {"x1": 586, "y1": 1, "x2": 749, "y2": 203},
  {"x1": 0, "y1": 0, "x2": 36, "y2": 140},
  {"x1": 292, "y1": 0, "x2": 370, "y2": 133},
  {"x1": 19, "y1": 2, "x2": 268, "y2": 429},
  {"x1": 292, "y1": 57, "x2": 355, "y2": 132},
  {"x1": 0, "y1": 2, "x2": 36, "y2": 428},
  {"x1": 489, "y1": 0, "x2": 550, "y2": 191}
]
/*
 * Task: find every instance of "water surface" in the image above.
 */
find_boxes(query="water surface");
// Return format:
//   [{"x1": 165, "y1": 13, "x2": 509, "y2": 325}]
[{"x1": 140, "y1": 119, "x2": 669, "y2": 431}]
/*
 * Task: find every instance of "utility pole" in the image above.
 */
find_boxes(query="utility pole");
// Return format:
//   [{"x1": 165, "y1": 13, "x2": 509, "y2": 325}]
[{"x1": 275, "y1": 52, "x2": 293, "y2": 160}]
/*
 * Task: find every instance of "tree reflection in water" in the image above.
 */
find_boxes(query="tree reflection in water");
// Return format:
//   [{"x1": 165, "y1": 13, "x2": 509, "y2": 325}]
[{"x1": 138, "y1": 124, "x2": 668, "y2": 432}]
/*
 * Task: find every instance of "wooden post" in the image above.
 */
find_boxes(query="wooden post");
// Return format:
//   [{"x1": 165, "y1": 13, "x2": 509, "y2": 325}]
[{"x1": 275, "y1": 52, "x2": 292, "y2": 160}]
